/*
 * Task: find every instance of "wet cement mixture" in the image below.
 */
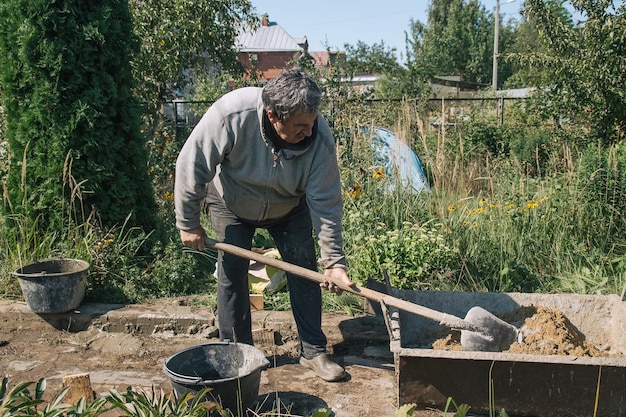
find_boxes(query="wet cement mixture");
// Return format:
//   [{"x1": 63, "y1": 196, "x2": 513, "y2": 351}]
[{"x1": 433, "y1": 305, "x2": 620, "y2": 357}]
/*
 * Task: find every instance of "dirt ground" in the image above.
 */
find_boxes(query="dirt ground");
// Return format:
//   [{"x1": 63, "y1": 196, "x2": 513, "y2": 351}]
[
  {"x1": 0, "y1": 298, "x2": 445, "y2": 417},
  {"x1": 4, "y1": 298, "x2": 616, "y2": 417}
]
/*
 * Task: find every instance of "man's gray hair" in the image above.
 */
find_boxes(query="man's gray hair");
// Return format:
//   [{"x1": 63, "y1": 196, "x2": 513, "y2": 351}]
[{"x1": 262, "y1": 69, "x2": 322, "y2": 122}]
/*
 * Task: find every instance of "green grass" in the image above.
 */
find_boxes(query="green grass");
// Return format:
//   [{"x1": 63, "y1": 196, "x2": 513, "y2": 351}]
[{"x1": 2, "y1": 100, "x2": 626, "y2": 307}]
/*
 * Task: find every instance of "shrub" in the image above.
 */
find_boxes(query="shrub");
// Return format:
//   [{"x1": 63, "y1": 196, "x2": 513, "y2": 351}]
[
  {"x1": 345, "y1": 203, "x2": 457, "y2": 290},
  {"x1": 88, "y1": 223, "x2": 215, "y2": 303},
  {"x1": 509, "y1": 128, "x2": 552, "y2": 177},
  {"x1": 463, "y1": 121, "x2": 509, "y2": 158},
  {"x1": 0, "y1": 0, "x2": 156, "y2": 232}
]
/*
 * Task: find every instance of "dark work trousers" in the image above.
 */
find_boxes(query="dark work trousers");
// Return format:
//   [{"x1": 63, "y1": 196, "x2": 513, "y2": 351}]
[{"x1": 205, "y1": 184, "x2": 327, "y2": 359}]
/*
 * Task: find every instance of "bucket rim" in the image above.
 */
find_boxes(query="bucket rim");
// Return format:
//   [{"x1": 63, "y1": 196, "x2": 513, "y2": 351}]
[
  {"x1": 163, "y1": 341, "x2": 270, "y2": 385},
  {"x1": 12, "y1": 258, "x2": 90, "y2": 278}
]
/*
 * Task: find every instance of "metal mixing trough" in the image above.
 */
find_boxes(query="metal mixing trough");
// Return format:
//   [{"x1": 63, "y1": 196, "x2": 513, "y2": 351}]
[{"x1": 388, "y1": 290, "x2": 626, "y2": 417}]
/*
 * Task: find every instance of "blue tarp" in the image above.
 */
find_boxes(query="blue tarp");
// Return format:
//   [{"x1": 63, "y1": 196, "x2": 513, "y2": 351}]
[{"x1": 368, "y1": 126, "x2": 429, "y2": 193}]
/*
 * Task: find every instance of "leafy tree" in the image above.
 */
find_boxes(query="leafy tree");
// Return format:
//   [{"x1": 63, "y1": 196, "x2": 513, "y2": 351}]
[
  {"x1": 504, "y1": 0, "x2": 573, "y2": 89},
  {"x1": 407, "y1": 0, "x2": 507, "y2": 86},
  {"x1": 128, "y1": 0, "x2": 257, "y2": 114},
  {"x1": 495, "y1": 17, "x2": 520, "y2": 88},
  {"x1": 341, "y1": 41, "x2": 404, "y2": 77},
  {"x1": 0, "y1": 0, "x2": 156, "y2": 231},
  {"x1": 523, "y1": 0, "x2": 626, "y2": 143},
  {"x1": 337, "y1": 40, "x2": 412, "y2": 99}
]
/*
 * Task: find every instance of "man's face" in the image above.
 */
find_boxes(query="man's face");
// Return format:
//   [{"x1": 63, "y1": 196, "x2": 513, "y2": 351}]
[{"x1": 267, "y1": 110, "x2": 317, "y2": 144}]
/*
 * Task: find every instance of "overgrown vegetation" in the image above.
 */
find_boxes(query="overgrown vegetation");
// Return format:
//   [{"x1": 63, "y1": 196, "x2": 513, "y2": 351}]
[
  {"x1": 1, "y1": 98, "x2": 625, "y2": 302},
  {"x1": 4, "y1": 89, "x2": 625, "y2": 312},
  {"x1": 332, "y1": 98, "x2": 626, "y2": 296}
]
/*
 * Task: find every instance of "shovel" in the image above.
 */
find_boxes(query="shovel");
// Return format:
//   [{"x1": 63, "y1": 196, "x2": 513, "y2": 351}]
[{"x1": 203, "y1": 237, "x2": 518, "y2": 352}]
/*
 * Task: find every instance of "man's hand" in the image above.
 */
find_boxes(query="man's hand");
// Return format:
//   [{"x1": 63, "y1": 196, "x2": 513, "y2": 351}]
[
  {"x1": 179, "y1": 227, "x2": 206, "y2": 250},
  {"x1": 321, "y1": 267, "x2": 354, "y2": 295}
]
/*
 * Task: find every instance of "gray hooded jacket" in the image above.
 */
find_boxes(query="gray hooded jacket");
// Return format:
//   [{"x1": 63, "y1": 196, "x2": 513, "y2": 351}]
[{"x1": 174, "y1": 86, "x2": 345, "y2": 269}]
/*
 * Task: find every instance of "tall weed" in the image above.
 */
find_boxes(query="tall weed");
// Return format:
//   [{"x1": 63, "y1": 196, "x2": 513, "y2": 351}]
[
  {"x1": 0, "y1": 146, "x2": 214, "y2": 304},
  {"x1": 335, "y1": 97, "x2": 626, "y2": 296}
]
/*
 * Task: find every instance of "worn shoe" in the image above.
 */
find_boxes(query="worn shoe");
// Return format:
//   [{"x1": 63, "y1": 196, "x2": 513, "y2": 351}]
[{"x1": 299, "y1": 353, "x2": 346, "y2": 382}]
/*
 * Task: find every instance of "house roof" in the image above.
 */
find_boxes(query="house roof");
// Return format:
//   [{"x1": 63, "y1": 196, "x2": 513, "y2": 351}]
[
  {"x1": 236, "y1": 15, "x2": 303, "y2": 52},
  {"x1": 432, "y1": 75, "x2": 490, "y2": 90}
]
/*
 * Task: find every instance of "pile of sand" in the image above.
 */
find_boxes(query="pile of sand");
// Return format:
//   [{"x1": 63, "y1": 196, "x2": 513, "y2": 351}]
[{"x1": 433, "y1": 305, "x2": 610, "y2": 356}]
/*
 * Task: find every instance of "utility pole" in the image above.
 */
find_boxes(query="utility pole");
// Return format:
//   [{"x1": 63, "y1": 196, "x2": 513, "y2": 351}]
[
  {"x1": 492, "y1": 0, "x2": 500, "y2": 90},
  {"x1": 493, "y1": 0, "x2": 516, "y2": 90}
]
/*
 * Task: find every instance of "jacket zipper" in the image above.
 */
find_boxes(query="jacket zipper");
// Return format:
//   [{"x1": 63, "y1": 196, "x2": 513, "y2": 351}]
[
  {"x1": 261, "y1": 148, "x2": 280, "y2": 219},
  {"x1": 272, "y1": 148, "x2": 279, "y2": 167}
]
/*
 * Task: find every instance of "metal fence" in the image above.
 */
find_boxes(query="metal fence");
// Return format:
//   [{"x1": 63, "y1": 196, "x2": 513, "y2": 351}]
[{"x1": 164, "y1": 96, "x2": 524, "y2": 142}]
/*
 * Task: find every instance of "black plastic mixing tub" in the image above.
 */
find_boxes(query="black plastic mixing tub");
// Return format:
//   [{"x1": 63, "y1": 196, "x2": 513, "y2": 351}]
[{"x1": 163, "y1": 342, "x2": 270, "y2": 414}]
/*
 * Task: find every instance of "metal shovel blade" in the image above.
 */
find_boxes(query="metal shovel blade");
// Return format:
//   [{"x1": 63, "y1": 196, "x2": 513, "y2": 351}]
[{"x1": 460, "y1": 306, "x2": 519, "y2": 352}]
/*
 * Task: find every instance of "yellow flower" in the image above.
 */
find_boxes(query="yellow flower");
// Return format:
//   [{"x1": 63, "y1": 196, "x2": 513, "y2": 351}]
[
  {"x1": 164, "y1": 191, "x2": 174, "y2": 200},
  {"x1": 448, "y1": 205, "x2": 456, "y2": 211},
  {"x1": 372, "y1": 167, "x2": 385, "y2": 180},
  {"x1": 347, "y1": 185, "x2": 362, "y2": 198},
  {"x1": 480, "y1": 198, "x2": 489, "y2": 205},
  {"x1": 527, "y1": 200, "x2": 541, "y2": 209}
]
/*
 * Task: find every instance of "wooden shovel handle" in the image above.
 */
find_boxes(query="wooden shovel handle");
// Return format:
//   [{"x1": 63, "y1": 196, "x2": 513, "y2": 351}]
[{"x1": 203, "y1": 237, "x2": 470, "y2": 329}]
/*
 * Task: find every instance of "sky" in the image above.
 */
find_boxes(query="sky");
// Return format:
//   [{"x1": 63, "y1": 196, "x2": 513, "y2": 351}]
[{"x1": 249, "y1": 0, "x2": 526, "y2": 63}]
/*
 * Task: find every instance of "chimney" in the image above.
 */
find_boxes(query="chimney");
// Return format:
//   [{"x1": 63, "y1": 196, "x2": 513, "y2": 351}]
[{"x1": 261, "y1": 13, "x2": 269, "y2": 26}]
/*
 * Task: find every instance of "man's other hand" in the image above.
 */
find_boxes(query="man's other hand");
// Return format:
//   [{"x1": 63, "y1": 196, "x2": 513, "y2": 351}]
[
  {"x1": 321, "y1": 267, "x2": 354, "y2": 295},
  {"x1": 179, "y1": 227, "x2": 206, "y2": 250}
]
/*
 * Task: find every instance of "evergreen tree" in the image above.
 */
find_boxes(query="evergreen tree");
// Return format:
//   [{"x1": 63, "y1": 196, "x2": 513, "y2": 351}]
[{"x1": 0, "y1": 0, "x2": 156, "y2": 231}]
